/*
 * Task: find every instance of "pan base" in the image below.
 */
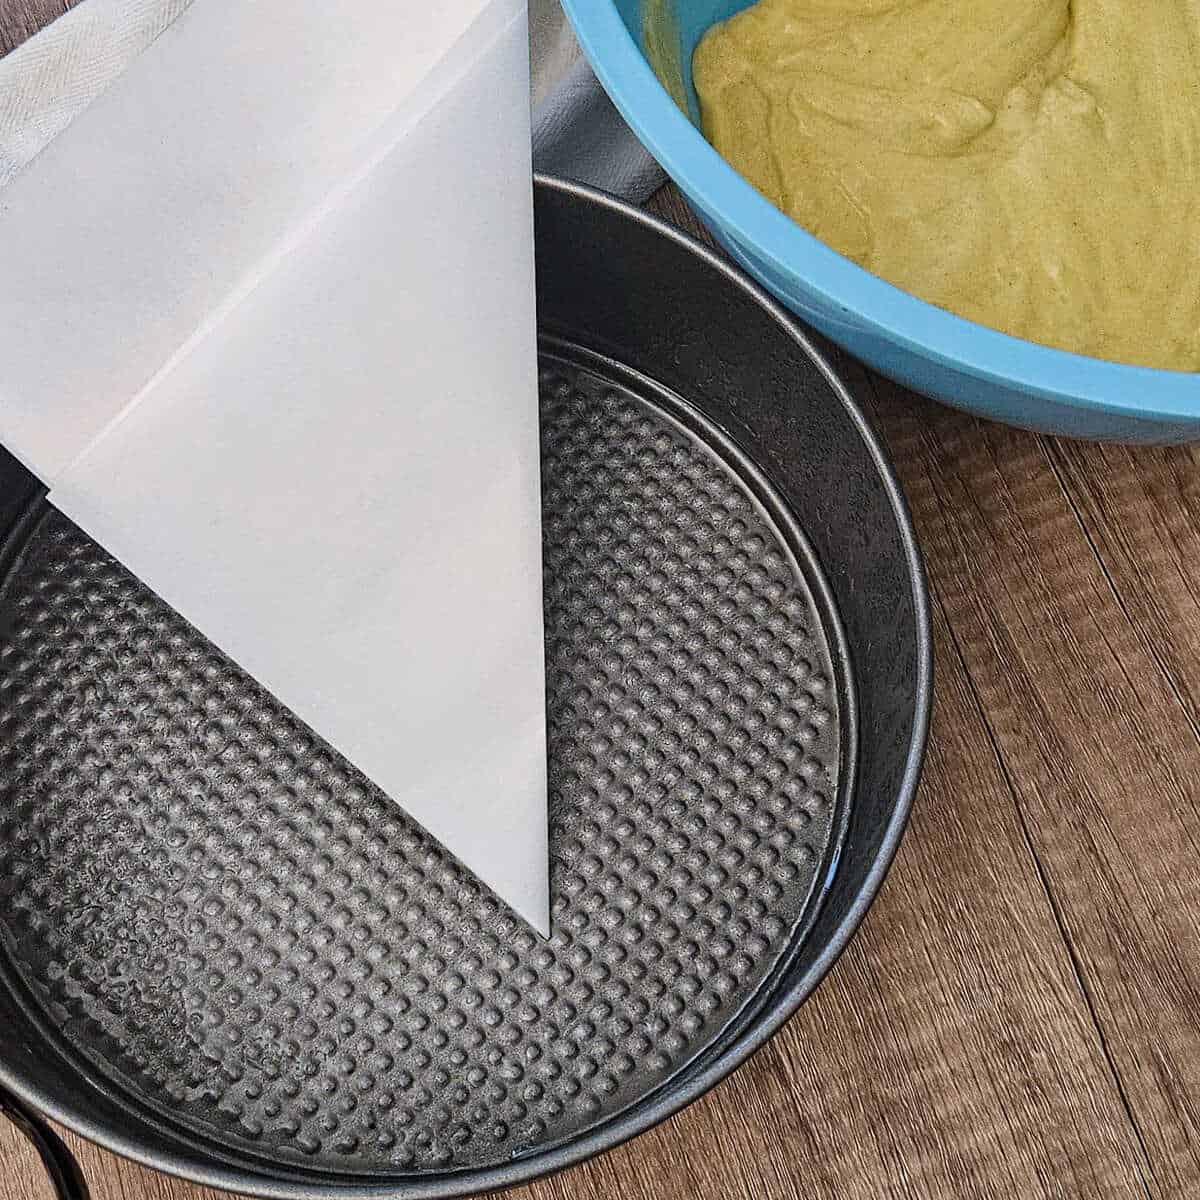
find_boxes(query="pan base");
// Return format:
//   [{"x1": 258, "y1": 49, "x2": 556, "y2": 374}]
[{"x1": 0, "y1": 343, "x2": 850, "y2": 1174}]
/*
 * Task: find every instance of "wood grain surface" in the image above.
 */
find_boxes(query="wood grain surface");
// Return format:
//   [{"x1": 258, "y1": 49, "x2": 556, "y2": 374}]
[
  {"x1": 0, "y1": 0, "x2": 75, "y2": 54},
  {"x1": 3, "y1": 8, "x2": 1200, "y2": 1199}
]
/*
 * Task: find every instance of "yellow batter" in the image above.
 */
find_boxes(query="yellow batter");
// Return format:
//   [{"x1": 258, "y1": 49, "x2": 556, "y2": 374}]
[{"x1": 693, "y1": 0, "x2": 1200, "y2": 370}]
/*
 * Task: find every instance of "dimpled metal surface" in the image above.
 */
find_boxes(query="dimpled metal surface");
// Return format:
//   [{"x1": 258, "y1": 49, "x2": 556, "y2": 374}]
[{"x1": 0, "y1": 348, "x2": 844, "y2": 1175}]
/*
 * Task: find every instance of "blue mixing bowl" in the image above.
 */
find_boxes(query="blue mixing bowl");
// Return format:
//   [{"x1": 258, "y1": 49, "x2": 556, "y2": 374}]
[{"x1": 560, "y1": 0, "x2": 1200, "y2": 441}]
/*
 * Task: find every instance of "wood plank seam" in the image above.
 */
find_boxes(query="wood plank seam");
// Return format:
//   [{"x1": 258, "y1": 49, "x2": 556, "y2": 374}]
[
  {"x1": 1042, "y1": 443, "x2": 1200, "y2": 750},
  {"x1": 859, "y1": 363, "x2": 1161, "y2": 1194},
  {"x1": 930, "y1": 555, "x2": 1157, "y2": 1200},
  {"x1": 950, "y1": 616, "x2": 1159, "y2": 1200}
]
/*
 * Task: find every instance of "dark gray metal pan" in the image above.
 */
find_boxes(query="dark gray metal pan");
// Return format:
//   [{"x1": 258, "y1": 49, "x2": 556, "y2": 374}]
[{"x1": 0, "y1": 177, "x2": 931, "y2": 1200}]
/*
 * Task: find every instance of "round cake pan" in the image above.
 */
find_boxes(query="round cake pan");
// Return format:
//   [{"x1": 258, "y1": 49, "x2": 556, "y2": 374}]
[{"x1": 0, "y1": 177, "x2": 931, "y2": 1199}]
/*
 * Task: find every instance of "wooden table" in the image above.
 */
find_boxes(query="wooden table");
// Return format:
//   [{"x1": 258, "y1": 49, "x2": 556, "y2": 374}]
[{"x1": 4, "y1": 6, "x2": 1200, "y2": 1199}]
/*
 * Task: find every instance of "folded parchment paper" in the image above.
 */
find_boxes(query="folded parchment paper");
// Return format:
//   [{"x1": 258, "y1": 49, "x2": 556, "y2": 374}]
[{"x1": 0, "y1": 0, "x2": 550, "y2": 932}]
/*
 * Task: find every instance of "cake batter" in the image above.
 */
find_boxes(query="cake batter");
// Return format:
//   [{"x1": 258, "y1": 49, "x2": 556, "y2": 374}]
[{"x1": 694, "y1": 0, "x2": 1200, "y2": 369}]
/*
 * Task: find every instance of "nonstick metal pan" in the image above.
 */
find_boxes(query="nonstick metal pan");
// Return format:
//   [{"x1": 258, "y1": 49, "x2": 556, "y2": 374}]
[{"x1": 0, "y1": 177, "x2": 931, "y2": 1199}]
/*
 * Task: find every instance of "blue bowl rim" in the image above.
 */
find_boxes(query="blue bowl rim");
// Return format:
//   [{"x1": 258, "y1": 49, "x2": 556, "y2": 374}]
[{"x1": 561, "y1": 0, "x2": 1200, "y2": 424}]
